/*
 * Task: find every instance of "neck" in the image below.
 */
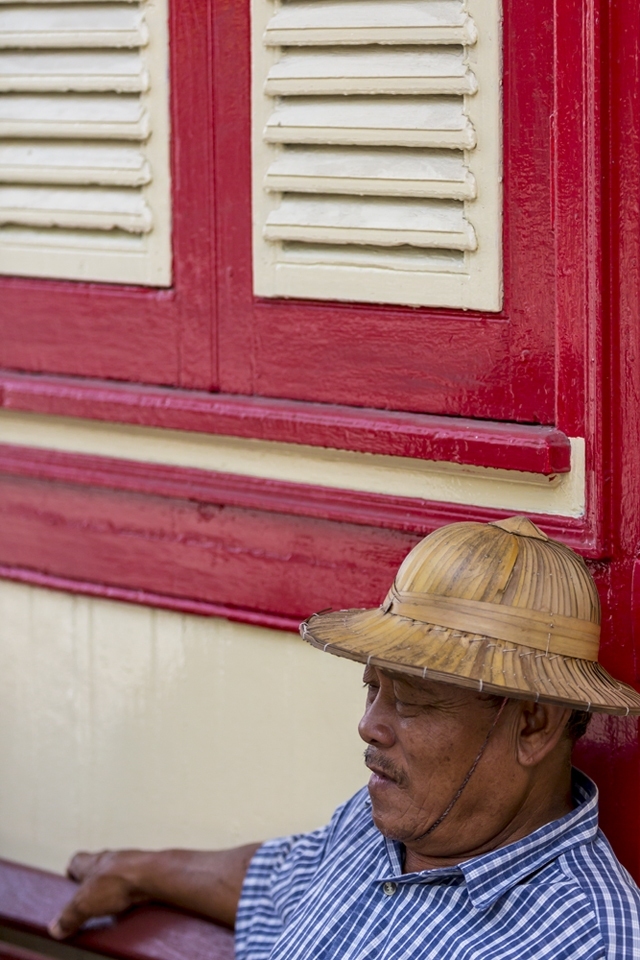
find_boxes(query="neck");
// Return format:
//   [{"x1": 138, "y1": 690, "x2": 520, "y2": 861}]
[{"x1": 403, "y1": 762, "x2": 574, "y2": 873}]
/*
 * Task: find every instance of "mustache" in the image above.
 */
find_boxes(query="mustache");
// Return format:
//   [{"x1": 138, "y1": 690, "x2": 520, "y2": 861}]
[{"x1": 364, "y1": 747, "x2": 409, "y2": 788}]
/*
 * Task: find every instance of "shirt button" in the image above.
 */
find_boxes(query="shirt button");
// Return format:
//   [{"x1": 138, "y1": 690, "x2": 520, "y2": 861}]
[{"x1": 382, "y1": 882, "x2": 397, "y2": 897}]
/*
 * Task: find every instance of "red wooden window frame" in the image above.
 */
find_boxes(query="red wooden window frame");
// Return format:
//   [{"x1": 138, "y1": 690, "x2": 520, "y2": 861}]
[
  {"x1": 0, "y1": 0, "x2": 600, "y2": 431},
  {"x1": 0, "y1": 0, "x2": 606, "y2": 555}
]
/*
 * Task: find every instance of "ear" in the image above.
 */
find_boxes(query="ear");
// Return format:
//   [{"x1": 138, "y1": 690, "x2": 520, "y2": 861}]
[{"x1": 514, "y1": 701, "x2": 572, "y2": 767}]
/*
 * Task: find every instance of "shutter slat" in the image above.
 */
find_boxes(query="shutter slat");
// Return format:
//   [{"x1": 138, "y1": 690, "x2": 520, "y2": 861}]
[
  {"x1": 0, "y1": 50, "x2": 148, "y2": 92},
  {"x1": 0, "y1": 143, "x2": 151, "y2": 185},
  {"x1": 265, "y1": 48, "x2": 477, "y2": 97},
  {"x1": 0, "y1": 94, "x2": 149, "y2": 139},
  {"x1": 0, "y1": 4, "x2": 147, "y2": 49},
  {"x1": 264, "y1": 97, "x2": 476, "y2": 150},
  {"x1": 281, "y1": 242, "x2": 465, "y2": 273},
  {"x1": 264, "y1": 0, "x2": 477, "y2": 47},
  {"x1": 0, "y1": 184, "x2": 152, "y2": 232},
  {"x1": 264, "y1": 196, "x2": 477, "y2": 250},
  {"x1": 264, "y1": 147, "x2": 476, "y2": 200}
]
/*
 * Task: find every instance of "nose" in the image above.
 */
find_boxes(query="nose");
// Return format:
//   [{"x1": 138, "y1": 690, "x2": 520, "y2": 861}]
[{"x1": 358, "y1": 685, "x2": 396, "y2": 749}]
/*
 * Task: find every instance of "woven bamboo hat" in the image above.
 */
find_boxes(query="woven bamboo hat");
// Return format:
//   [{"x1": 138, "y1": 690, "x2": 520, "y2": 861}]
[{"x1": 301, "y1": 516, "x2": 640, "y2": 716}]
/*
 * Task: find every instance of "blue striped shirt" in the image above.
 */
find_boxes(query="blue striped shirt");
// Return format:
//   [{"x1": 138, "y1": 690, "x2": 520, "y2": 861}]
[{"x1": 235, "y1": 770, "x2": 640, "y2": 959}]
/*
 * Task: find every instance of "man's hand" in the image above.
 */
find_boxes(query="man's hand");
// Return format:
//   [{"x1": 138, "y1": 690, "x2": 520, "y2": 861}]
[
  {"x1": 49, "y1": 850, "x2": 153, "y2": 940},
  {"x1": 49, "y1": 844, "x2": 262, "y2": 940}
]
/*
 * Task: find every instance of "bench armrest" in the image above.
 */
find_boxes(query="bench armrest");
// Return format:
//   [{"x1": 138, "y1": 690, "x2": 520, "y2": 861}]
[{"x1": 0, "y1": 858, "x2": 235, "y2": 960}]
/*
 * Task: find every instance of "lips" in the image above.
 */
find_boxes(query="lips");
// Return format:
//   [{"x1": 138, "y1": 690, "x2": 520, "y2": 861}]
[
  {"x1": 364, "y1": 748, "x2": 407, "y2": 788},
  {"x1": 365, "y1": 760, "x2": 397, "y2": 784}
]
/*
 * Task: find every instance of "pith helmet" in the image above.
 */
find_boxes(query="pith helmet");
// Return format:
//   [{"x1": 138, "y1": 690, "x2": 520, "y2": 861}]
[{"x1": 301, "y1": 516, "x2": 640, "y2": 715}]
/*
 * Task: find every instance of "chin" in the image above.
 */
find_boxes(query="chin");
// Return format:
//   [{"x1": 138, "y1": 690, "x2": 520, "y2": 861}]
[
  {"x1": 367, "y1": 777, "x2": 437, "y2": 844},
  {"x1": 369, "y1": 805, "x2": 408, "y2": 842},
  {"x1": 367, "y1": 779, "x2": 407, "y2": 841}
]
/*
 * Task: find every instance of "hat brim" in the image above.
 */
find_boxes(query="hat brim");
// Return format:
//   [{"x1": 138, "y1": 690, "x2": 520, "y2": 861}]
[{"x1": 301, "y1": 607, "x2": 640, "y2": 716}]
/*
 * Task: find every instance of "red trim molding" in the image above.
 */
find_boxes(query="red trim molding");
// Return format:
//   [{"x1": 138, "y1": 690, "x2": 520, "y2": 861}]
[
  {"x1": 0, "y1": 443, "x2": 586, "y2": 540},
  {"x1": 0, "y1": 566, "x2": 301, "y2": 634},
  {"x1": 0, "y1": 443, "x2": 600, "y2": 635},
  {"x1": 0, "y1": 373, "x2": 572, "y2": 475}
]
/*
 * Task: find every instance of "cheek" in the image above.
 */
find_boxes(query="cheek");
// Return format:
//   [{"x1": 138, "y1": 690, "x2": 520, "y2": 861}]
[
  {"x1": 401, "y1": 723, "x2": 450, "y2": 770},
  {"x1": 400, "y1": 721, "x2": 468, "y2": 790}
]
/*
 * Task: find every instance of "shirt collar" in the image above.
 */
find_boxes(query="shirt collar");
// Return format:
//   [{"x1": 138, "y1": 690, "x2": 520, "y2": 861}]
[{"x1": 382, "y1": 768, "x2": 599, "y2": 911}]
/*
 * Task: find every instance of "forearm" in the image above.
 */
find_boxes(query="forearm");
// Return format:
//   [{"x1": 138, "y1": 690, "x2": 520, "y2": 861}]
[
  {"x1": 132, "y1": 845, "x2": 262, "y2": 926},
  {"x1": 51, "y1": 842, "x2": 263, "y2": 939}
]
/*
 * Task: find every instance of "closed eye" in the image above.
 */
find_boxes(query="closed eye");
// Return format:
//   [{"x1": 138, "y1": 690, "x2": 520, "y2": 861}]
[{"x1": 363, "y1": 682, "x2": 379, "y2": 701}]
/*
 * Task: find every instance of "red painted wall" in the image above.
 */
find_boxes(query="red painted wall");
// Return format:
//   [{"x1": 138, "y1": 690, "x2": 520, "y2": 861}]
[{"x1": 573, "y1": 0, "x2": 640, "y2": 877}]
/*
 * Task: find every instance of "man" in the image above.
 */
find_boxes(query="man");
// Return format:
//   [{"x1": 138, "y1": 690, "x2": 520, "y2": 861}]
[{"x1": 50, "y1": 517, "x2": 640, "y2": 957}]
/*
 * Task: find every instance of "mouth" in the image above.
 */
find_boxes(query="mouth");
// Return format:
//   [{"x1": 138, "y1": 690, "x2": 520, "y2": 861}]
[
  {"x1": 364, "y1": 750, "x2": 406, "y2": 789},
  {"x1": 365, "y1": 760, "x2": 397, "y2": 784}
]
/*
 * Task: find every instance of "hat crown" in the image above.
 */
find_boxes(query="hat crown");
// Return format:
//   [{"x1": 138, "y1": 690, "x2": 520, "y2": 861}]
[{"x1": 391, "y1": 517, "x2": 600, "y2": 625}]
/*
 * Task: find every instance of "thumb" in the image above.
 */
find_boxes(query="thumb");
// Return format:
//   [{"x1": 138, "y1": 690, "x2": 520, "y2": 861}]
[{"x1": 48, "y1": 893, "x2": 93, "y2": 940}]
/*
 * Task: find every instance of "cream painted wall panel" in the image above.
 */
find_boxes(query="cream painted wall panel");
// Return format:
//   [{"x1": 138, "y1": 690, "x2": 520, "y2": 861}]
[{"x1": 0, "y1": 580, "x2": 366, "y2": 873}]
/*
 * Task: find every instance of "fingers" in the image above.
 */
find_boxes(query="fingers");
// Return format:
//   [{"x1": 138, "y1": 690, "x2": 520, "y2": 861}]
[
  {"x1": 51, "y1": 851, "x2": 108, "y2": 939},
  {"x1": 49, "y1": 853, "x2": 141, "y2": 941},
  {"x1": 66, "y1": 851, "x2": 104, "y2": 882}
]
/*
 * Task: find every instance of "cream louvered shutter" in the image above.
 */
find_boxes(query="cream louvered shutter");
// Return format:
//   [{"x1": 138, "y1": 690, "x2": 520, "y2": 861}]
[
  {"x1": 0, "y1": 0, "x2": 171, "y2": 286},
  {"x1": 253, "y1": 0, "x2": 502, "y2": 310}
]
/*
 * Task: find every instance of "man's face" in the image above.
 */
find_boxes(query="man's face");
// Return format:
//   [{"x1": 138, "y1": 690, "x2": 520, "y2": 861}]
[{"x1": 359, "y1": 666, "x2": 520, "y2": 860}]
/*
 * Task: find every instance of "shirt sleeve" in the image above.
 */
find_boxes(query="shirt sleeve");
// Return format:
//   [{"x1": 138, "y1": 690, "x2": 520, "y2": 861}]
[
  {"x1": 234, "y1": 828, "x2": 329, "y2": 960},
  {"x1": 562, "y1": 834, "x2": 640, "y2": 959},
  {"x1": 234, "y1": 788, "x2": 369, "y2": 960}
]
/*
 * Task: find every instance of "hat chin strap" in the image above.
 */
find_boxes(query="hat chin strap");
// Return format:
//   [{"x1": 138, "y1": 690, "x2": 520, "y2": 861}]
[{"x1": 413, "y1": 696, "x2": 509, "y2": 843}]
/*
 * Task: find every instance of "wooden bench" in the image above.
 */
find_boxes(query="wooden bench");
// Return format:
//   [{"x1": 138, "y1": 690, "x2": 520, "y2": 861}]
[{"x1": 0, "y1": 858, "x2": 234, "y2": 960}]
